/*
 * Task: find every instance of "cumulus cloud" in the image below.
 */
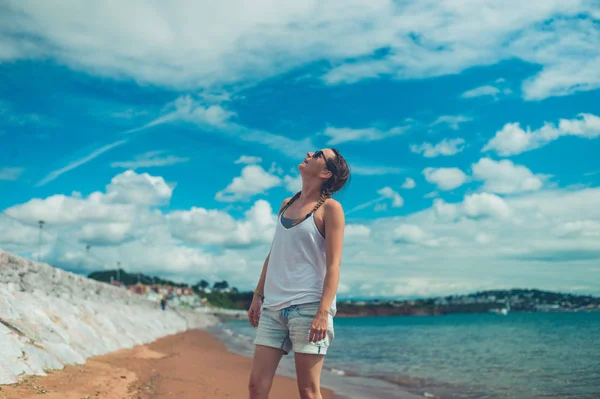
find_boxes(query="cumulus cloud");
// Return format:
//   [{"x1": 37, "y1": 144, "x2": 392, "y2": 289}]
[
  {"x1": 0, "y1": 170, "x2": 282, "y2": 281},
  {"x1": 377, "y1": 186, "x2": 404, "y2": 208},
  {"x1": 235, "y1": 155, "x2": 262, "y2": 165},
  {"x1": 105, "y1": 170, "x2": 174, "y2": 206},
  {"x1": 471, "y1": 158, "x2": 544, "y2": 194},
  {"x1": 393, "y1": 224, "x2": 439, "y2": 247},
  {"x1": 410, "y1": 138, "x2": 466, "y2": 158},
  {"x1": 423, "y1": 167, "x2": 469, "y2": 191},
  {"x1": 215, "y1": 165, "x2": 281, "y2": 202},
  {"x1": 483, "y1": 113, "x2": 600, "y2": 156},
  {"x1": 463, "y1": 193, "x2": 512, "y2": 219},
  {"x1": 6, "y1": 193, "x2": 136, "y2": 226},
  {"x1": 167, "y1": 200, "x2": 276, "y2": 248},
  {"x1": 284, "y1": 174, "x2": 302, "y2": 193},
  {"x1": 76, "y1": 223, "x2": 135, "y2": 247},
  {"x1": 432, "y1": 198, "x2": 459, "y2": 222},
  {"x1": 401, "y1": 177, "x2": 416, "y2": 189},
  {"x1": 3, "y1": 168, "x2": 600, "y2": 296},
  {"x1": 345, "y1": 224, "x2": 371, "y2": 240},
  {"x1": 323, "y1": 125, "x2": 408, "y2": 145}
]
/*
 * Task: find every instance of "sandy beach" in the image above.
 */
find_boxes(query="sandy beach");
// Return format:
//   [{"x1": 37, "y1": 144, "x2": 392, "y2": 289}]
[{"x1": 0, "y1": 329, "x2": 337, "y2": 399}]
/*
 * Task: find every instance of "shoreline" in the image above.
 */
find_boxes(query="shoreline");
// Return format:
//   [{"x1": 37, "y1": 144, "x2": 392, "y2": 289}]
[
  {"x1": 0, "y1": 329, "x2": 338, "y2": 399},
  {"x1": 210, "y1": 322, "x2": 427, "y2": 399}
]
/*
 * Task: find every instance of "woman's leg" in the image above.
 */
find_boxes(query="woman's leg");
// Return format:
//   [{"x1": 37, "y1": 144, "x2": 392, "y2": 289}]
[
  {"x1": 248, "y1": 345, "x2": 284, "y2": 399},
  {"x1": 294, "y1": 353, "x2": 326, "y2": 399}
]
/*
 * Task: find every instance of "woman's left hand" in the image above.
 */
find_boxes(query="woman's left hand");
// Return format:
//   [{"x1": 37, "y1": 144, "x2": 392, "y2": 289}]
[{"x1": 309, "y1": 310, "x2": 329, "y2": 343}]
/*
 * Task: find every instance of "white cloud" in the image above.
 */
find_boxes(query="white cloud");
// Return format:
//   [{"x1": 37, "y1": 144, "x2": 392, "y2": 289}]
[
  {"x1": 463, "y1": 193, "x2": 512, "y2": 219},
  {"x1": 433, "y1": 198, "x2": 459, "y2": 222},
  {"x1": 168, "y1": 200, "x2": 277, "y2": 248},
  {"x1": 3, "y1": 170, "x2": 600, "y2": 296},
  {"x1": 215, "y1": 165, "x2": 281, "y2": 202},
  {"x1": 6, "y1": 193, "x2": 135, "y2": 226},
  {"x1": 430, "y1": 115, "x2": 473, "y2": 130},
  {"x1": 393, "y1": 224, "x2": 439, "y2": 247},
  {"x1": 0, "y1": 170, "x2": 283, "y2": 281},
  {"x1": 461, "y1": 85, "x2": 501, "y2": 98},
  {"x1": 105, "y1": 170, "x2": 174, "y2": 206},
  {"x1": 76, "y1": 223, "x2": 134, "y2": 246},
  {"x1": 130, "y1": 95, "x2": 314, "y2": 157},
  {"x1": 377, "y1": 186, "x2": 404, "y2": 208},
  {"x1": 401, "y1": 177, "x2": 416, "y2": 189},
  {"x1": 235, "y1": 155, "x2": 262, "y2": 165},
  {"x1": 0, "y1": 101, "x2": 48, "y2": 126},
  {"x1": 346, "y1": 197, "x2": 387, "y2": 215},
  {"x1": 163, "y1": 95, "x2": 236, "y2": 128},
  {"x1": 1, "y1": 1, "x2": 598, "y2": 100},
  {"x1": 345, "y1": 224, "x2": 371, "y2": 239},
  {"x1": 471, "y1": 158, "x2": 544, "y2": 194},
  {"x1": 6, "y1": 170, "x2": 170, "y2": 227},
  {"x1": 374, "y1": 203, "x2": 388, "y2": 212},
  {"x1": 284, "y1": 174, "x2": 302, "y2": 193},
  {"x1": 554, "y1": 220, "x2": 600, "y2": 238},
  {"x1": 36, "y1": 139, "x2": 128, "y2": 186},
  {"x1": 0, "y1": 167, "x2": 23, "y2": 180},
  {"x1": 323, "y1": 125, "x2": 408, "y2": 145},
  {"x1": 483, "y1": 113, "x2": 600, "y2": 156},
  {"x1": 352, "y1": 165, "x2": 404, "y2": 176},
  {"x1": 111, "y1": 151, "x2": 190, "y2": 169},
  {"x1": 410, "y1": 138, "x2": 465, "y2": 158},
  {"x1": 423, "y1": 167, "x2": 468, "y2": 191},
  {"x1": 111, "y1": 108, "x2": 149, "y2": 119}
]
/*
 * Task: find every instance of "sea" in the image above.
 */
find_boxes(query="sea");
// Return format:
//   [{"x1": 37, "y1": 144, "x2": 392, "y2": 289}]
[{"x1": 208, "y1": 311, "x2": 600, "y2": 399}]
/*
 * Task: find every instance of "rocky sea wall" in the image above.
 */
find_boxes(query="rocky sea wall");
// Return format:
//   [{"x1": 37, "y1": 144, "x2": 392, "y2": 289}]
[{"x1": 0, "y1": 250, "x2": 217, "y2": 385}]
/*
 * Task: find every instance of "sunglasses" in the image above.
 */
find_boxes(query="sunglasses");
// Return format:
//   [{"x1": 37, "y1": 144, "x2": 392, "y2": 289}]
[
  {"x1": 312, "y1": 150, "x2": 325, "y2": 159},
  {"x1": 311, "y1": 150, "x2": 336, "y2": 171}
]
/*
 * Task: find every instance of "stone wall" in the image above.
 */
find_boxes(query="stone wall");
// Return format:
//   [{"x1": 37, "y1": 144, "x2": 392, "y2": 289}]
[{"x1": 0, "y1": 250, "x2": 217, "y2": 385}]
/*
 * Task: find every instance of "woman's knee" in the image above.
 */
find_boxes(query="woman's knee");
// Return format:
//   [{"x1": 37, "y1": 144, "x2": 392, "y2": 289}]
[
  {"x1": 298, "y1": 384, "x2": 321, "y2": 399},
  {"x1": 248, "y1": 372, "x2": 272, "y2": 398}
]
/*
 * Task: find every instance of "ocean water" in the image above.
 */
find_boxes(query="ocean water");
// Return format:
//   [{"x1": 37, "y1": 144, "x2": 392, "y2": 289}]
[{"x1": 211, "y1": 311, "x2": 600, "y2": 399}]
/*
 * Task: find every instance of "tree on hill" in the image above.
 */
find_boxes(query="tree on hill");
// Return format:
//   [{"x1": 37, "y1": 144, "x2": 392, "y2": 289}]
[
  {"x1": 213, "y1": 280, "x2": 229, "y2": 291},
  {"x1": 192, "y1": 279, "x2": 210, "y2": 294}
]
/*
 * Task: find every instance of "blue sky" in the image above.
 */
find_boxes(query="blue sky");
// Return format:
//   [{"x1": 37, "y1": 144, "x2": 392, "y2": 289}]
[{"x1": 1, "y1": 1, "x2": 599, "y2": 298}]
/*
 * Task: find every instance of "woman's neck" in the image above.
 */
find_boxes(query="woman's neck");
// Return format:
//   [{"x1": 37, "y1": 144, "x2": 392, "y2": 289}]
[{"x1": 299, "y1": 180, "x2": 322, "y2": 203}]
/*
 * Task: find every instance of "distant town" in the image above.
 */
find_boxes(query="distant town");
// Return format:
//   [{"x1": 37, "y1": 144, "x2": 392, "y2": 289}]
[
  {"x1": 87, "y1": 269, "x2": 600, "y2": 316},
  {"x1": 337, "y1": 288, "x2": 600, "y2": 317}
]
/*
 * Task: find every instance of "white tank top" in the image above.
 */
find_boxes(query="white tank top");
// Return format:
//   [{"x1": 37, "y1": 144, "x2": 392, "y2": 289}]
[{"x1": 263, "y1": 205, "x2": 337, "y2": 315}]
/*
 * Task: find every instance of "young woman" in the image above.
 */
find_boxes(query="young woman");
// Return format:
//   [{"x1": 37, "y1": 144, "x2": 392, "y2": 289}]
[{"x1": 247, "y1": 148, "x2": 350, "y2": 399}]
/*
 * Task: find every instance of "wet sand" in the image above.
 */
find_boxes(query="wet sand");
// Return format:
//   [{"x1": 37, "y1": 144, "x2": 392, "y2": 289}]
[{"x1": 1, "y1": 329, "x2": 337, "y2": 399}]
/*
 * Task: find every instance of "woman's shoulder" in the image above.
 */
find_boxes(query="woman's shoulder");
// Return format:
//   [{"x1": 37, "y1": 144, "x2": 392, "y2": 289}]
[
  {"x1": 277, "y1": 197, "x2": 293, "y2": 215},
  {"x1": 323, "y1": 198, "x2": 344, "y2": 216}
]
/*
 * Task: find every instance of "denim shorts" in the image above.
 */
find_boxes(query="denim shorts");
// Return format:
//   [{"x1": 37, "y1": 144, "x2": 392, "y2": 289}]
[{"x1": 253, "y1": 302, "x2": 335, "y2": 355}]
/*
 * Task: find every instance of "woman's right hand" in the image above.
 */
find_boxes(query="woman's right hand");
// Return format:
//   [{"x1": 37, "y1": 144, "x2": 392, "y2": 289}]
[{"x1": 248, "y1": 294, "x2": 263, "y2": 328}]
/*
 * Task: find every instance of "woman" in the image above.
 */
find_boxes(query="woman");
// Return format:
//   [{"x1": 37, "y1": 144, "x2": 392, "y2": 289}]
[{"x1": 248, "y1": 148, "x2": 350, "y2": 399}]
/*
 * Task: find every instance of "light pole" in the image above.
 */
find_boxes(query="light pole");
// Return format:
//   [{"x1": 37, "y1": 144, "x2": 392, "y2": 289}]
[
  {"x1": 85, "y1": 245, "x2": 91, "y2": 267},
  {"x1": 38, "y1": 220, "x2": 45, "y2": 262},
  {"x1": 116, "y1": 261, "x2": 121, "y2": 284}
]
